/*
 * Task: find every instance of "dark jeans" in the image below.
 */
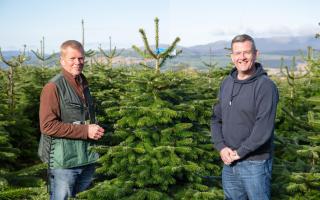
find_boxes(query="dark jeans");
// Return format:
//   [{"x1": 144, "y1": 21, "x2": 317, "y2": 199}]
[
  {"x1": 222, "y1": 159, "x2": 272, "y2": 200},
  {"x1": 49, "y1": 164, "x2": 95, "y2": 200}
]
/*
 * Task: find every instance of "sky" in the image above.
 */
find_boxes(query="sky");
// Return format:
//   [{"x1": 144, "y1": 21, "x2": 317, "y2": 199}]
[{"x1": 0, "y1": 0, "x2": 319, "y2": 52}]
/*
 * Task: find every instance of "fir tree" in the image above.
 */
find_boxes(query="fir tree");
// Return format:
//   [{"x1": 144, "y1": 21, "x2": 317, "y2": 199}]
[
  {"x1": 272, "y1": 47, "x2": 320, "y2": 199},
  {"x1": 202, "y1": 47, "x2": 218, "y2": 69},
  {"x1": 132, "y1": 17, "x2": 182, "y2": 73},
  {"x1": 97, "y1": 36, "x2": 124, "y2": 68},
  {"x1": 31, "y1": 37, "x2": 57, "y2": 67},
  {"x1": 81, "y1": 19, "x2": 96, "y2": 64},
  {"x1": 0, "y1": 67, "x2": 19, "y2": 191},
  {"x1": 79, "y1": 69, "x2": 224, "y2": 199}
]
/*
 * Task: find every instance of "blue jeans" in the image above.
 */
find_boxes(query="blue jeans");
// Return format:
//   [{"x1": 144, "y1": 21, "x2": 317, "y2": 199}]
[
  {"x1": 49, "y1": 164, "x2": 95, "y2": 200},
  {"x1": 222, "y1": 159, "x2": 272, "y2": 200}
]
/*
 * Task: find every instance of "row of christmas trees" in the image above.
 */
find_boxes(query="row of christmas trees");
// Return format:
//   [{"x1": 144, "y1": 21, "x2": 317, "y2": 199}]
[{"x1": 0, "y1": 18, "x2": 320, "y2": 199}]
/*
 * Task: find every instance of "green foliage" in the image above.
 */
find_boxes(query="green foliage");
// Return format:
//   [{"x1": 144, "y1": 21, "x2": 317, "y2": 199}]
[
  {"x1": 202, "y1": 47, "x2": 218, "y2": 69},
  {"x1": 0, "y1": 30, "x2": 320, "y2": 199},
  {"x1": 0, "y1": 187, "x2": 46, "y2": 200},
  {"x1": 78, "y1": 68, "x2": 224, "y2": 199},
  {"x1": 5, "y1": 66, "x2": 59, "y2": 166},
  {"x1": 132, "y1": 17, "x2": 182, "y2": 73},
  {"x1": 0, "y1": 58, "x2": 57, "y2": 198},
  {"x1": 0, "y1": 163, "x2": 48, "y2": 199},
  {"x1": 272, "y1": 46, "x2": 320, "y2": 199},
  {"x1": 0, "y1": 45, "x2": 30, "y2": 68},
  {"x1": 31, "y1": 37, "x2": 57, "y2": 67},
  {"x1": 97, "y1": 36, "x2": 124, "y2": 68},
  {"x1": 0, "y1": 53, "x2": 318, "y2": 199}
]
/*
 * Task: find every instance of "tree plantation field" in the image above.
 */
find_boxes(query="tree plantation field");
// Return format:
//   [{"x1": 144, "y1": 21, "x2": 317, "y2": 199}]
[
  {"x1": 0, "y1": 51, "x2": 320, "y2": 199},
  {"x1": 0, "y1": 17, "x2": 320, "y2": 199}
]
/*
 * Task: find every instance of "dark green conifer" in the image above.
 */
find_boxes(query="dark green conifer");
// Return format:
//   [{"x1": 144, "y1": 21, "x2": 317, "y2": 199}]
[{"x1": 132, "y1": 17, "x2": 182, "y2": 73}]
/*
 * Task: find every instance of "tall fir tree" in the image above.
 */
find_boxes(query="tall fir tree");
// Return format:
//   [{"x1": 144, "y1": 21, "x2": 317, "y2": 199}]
[
  {"x1": 97, "y1": 36, "x2": 124, "y2": 68},
  {"x1": 132, "y1": 17, "x2": 182, "y2": 73},
  {"x1": 272, "y1": 47, "x2": 320, "y2": 199},
  {"x1": 79, "y1": 68, "x2": 224, "y2": 199}
]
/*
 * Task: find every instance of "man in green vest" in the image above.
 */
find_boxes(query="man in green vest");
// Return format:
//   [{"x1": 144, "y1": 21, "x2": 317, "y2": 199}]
[{"x1": 38, "y1": 40, "x2": 105, "y2": 200}]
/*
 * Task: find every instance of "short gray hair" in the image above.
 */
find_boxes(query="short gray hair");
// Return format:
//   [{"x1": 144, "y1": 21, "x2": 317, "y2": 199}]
[{"x1": 231, "y1": 34, "x2": 256, "y2": 52}]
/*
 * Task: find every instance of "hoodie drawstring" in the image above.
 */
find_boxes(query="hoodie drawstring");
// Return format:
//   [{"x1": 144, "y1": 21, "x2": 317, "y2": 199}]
[
  {"x1": 229, "y1": 80, "x2": 234, "y2": 106},
  {"x1": 229, "y1": 81, "x2": 243, "y2": 106}
]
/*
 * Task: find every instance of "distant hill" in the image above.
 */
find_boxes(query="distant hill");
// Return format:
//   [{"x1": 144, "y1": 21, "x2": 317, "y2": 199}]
[
  {"x1": 184, "y1": 35, "x2": 320, "y2": 54},
  {"x1": 1, "y1": 35, "x2": 319, "y2": 69},
  {"x1": 0, "y1": 51, "x2": 59, "y2": 68}
]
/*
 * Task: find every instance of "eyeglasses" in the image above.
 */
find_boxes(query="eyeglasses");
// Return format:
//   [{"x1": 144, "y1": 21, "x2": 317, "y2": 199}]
[{"x1": 231, "y1": 50, "x2": 254, "y2": 57}]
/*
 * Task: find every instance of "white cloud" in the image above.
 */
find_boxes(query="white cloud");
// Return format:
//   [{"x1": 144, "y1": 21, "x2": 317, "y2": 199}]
[{"x1": 209, "y1": 24, "x2": 318, "y2": 39}]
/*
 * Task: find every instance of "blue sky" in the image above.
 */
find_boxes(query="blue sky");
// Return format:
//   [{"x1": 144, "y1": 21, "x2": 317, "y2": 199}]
[{"x1": 0, "y1": 0, "x2": 319, "y2": 52}]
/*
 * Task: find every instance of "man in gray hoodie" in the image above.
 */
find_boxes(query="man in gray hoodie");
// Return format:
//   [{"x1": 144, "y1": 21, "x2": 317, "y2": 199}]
[{"x1": 211, "y1": 34, "x2": 278, "y2": 200}]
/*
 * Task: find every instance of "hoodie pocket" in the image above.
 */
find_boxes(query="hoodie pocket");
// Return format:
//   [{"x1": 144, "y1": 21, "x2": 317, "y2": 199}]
[{"x1": 223, "y1": 124, "x2": 251, "y2": 148}]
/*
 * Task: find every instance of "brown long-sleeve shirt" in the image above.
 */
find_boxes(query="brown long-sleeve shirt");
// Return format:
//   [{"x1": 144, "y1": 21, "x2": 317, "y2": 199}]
[{"x1": 39, "y1": 69, "x2": 89, "y2": 139}]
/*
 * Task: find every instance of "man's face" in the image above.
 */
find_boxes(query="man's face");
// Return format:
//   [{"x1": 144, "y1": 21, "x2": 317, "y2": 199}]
[
  {"x1": 60, "y1": 47, "x2": 84, "y2": 76},
  {"x1": 231, "y1": 41, "x2": 258, "y2": 74}
]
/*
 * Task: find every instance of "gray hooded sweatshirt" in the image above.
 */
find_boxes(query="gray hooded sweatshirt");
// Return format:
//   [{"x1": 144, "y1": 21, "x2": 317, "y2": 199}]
[{"x1": 211, "y1": 63, "x2": 279, "y2": 160}]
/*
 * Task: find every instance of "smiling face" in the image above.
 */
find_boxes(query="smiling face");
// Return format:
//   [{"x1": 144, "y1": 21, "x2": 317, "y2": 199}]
[
  {"x1": 60, "y1": 46, "x2": 84, "y2": 76},
  {"x1": 231, "y1": 40, "x2": 258, "y2": 79}
]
